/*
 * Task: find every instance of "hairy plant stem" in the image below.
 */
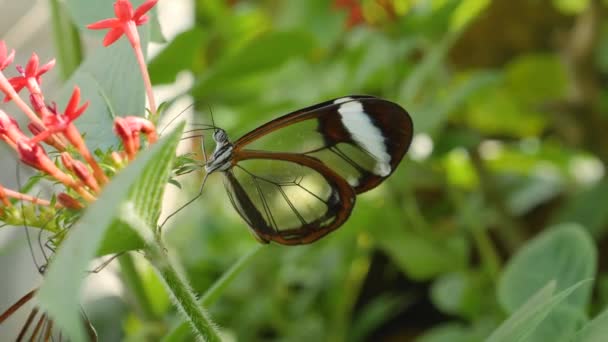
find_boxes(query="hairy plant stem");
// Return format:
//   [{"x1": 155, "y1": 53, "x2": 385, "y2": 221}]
[
  {"x1": 162, "y1": 245, "x2": 265, "y2": 342},
  {"x1": 145, "y1": 235, "x2": 221, "y2": 342}
]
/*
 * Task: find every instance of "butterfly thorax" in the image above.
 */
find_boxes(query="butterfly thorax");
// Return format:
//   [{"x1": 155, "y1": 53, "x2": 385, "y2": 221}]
[{"x1": 205, "y1": 129, "x2": 234, "y2": 173}]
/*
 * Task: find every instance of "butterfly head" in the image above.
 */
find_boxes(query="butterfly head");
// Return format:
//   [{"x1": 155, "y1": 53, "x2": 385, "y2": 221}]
[
  {"x1": 205, "y1": 128, "x2": 234, "y2": 173},
  {"x1": 213, "y1": 128, "x2": 229, "y2": 144}
]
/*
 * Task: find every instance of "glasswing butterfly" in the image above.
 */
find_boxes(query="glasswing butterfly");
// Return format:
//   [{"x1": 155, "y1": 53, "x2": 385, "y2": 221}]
[{"x1": 177, "y1": 95, "x2": 413, "y2": 245}]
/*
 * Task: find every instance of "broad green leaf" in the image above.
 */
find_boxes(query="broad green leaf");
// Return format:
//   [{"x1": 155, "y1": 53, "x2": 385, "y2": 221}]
[
  {"x1": 59, "y1": 0, "x2": 151, "y2": 149},
  {"x1": 36, "y1": 124, "x2": 184, "y2": 341},
  {"x1": 572, "y1": 307, "x2": 608, "y2": 342},
  {"x1": 487, "y1": 280, "x2": 588, "y2": 342},
  {"x1": 431, "y1": 272, "x2": 468, "y2": 315},
  {"x1": 552, "y1": 180, "x2": 608, "y2": 238},
  {"x1": 149, "y1": 28, "x2": 206, "y2": 85},
  {"x1": 524, "y1": 305, "x2": 586, "y2": 342},
  {"x1": 505, "y1": 54, "x2": 568, "y2": 106},
  {"x1": 414, "y1": 71, "x2": 500, "y2": 134},
  {"x1": 378, "y1": 229, "x2": 468, "y2": 280},
  {"x1": 498, "y1": 224, "x2": 596, "y2": 313},
  {"x1": 49, "y1": 0, "x2": 83, "y2": 80},
  {"x1": 276, "y1": 0, "x2": 344, "y2": 49},
  {"x1": 65, "y1": 0, "x2": 148, "y2": 29},
  {"x1": 431, "y1": 270, "x2": 495, "y2": 319},
  {"x1": 57, "y1": 36, "x2": 147, "y2": 150},
  {"x1": 194, "y1": 31, "x2": 316, "y2": 97},
  {"x1": 464, "y1": 83, "x2": 546, "y2": 137}
]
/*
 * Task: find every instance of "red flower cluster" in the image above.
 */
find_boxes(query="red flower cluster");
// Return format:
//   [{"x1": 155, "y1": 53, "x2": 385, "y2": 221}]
[
  {"x1": 1, "y1": 1, "x2": 162, "y2": 340},
  {"x1": 0, "y1": 0, "x2": 158, "y2": 208},
  {"x1": 334, "y1": 0, "x2": 365, "y2": 28}
]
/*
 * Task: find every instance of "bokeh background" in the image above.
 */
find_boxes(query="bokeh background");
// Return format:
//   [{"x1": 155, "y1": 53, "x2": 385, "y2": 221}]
[{"x1": 2, "y1": 0, "x2": 608, "y2": 341}]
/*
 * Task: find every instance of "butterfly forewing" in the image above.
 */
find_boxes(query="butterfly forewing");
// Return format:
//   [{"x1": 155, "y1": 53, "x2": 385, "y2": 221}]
[
  {"x1": 233, "y1": 96, "x2": 413, "y2": 193},
  {"x1": 223, "y1": 152, "x2": 356, "y2": 245}
]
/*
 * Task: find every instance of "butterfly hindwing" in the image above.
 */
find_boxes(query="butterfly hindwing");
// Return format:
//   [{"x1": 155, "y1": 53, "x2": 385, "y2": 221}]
[{"x1": 222, "y1": 151, "x2": 356, "y2": 245}]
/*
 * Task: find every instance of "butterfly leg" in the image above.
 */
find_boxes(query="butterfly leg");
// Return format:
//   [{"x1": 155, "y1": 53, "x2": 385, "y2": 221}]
[{"x1": 158, "y1": 172, "x2": 210, "y2": 232}]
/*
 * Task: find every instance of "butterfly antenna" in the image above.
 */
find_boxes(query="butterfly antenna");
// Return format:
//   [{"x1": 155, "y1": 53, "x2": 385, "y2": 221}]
[
  {"x1": 158, "y1": 100, "x2": 196, "y2": 136},
  {"x1": 159, "y1": 172, "x2": 210, "y2": 231},
  {"x1": 159, "y1": 99, "x2": 216, "y2": 135},
  {"x1": 207, "y1": 103, "x2": 217, "y2": 130}
]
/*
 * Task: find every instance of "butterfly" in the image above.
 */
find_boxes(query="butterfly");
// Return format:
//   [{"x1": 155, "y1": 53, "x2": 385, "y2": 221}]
[{"x1": 183, "y1": 95, "x2": 413, "y2": 245}]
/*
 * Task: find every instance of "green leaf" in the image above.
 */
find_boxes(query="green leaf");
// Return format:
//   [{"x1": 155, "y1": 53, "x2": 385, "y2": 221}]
[
  {"x1": 551, "y1": 180, "x2": 608, "y2": 238},
  {"x1": 572, "y1": 307, "x2": 608, "y2": 342},
  {"x1": 193, "y1": 31, "x2": 316, "y2": 97},
  {"x1": 487, "y1": 280, "x2": 589, "y2": 342},
  {"x1": 414, "y1": 71, "x2": 500, "y2": 134},
  {"x1": 49, "y1": 0, "x2": 83, "y2": 80},
  {"x1": 35, "y1": 123, "x2": 184, "y2": 341},
  {"x1": 59, "y1": 0, "x2": 151, "y2": 149},
  {"x1": 65, "y1": 0, "x2": 149, "y2": 28},
  {"x1": 57, "y1": 36, "x2": 147, "y2": 150},
  {"x1": 505, "y1": 54, "x2": 568, "y2": 105},
  {"x1": 378, "y1": 229, "x2": 468, "y2": 280},
  {"x1": 498, "y1": 224, "x2": 596, "y2": 313},
  {"x1": 497, "y1": 224, "x2": 596, "y2": 341},
  {"x1": 149, "y1": 28, "x2": 206, "y2": 85}
]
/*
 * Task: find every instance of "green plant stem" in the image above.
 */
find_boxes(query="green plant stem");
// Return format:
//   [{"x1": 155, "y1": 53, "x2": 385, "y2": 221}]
[
  {"x1": 162, "y1": 245, "x2": 265, "y2": 342},
  {"x1": 146, "y1": 237, "x2": 221, "y2": 342},
  {"x1": 330, "y1": 237, "x2": 372, "y2": 342},
  {"x1": 118, "y1": 253, "x2": 158, "y2": 321},
  {"x1": 471, "y1": 226, "x2": 501, "y2": 281},
  {"x1": 446, "y1": 189, "x2": 502, "y2": 281},
  {"x1": 200, "y1": 244, "x2": 264, "y2": 305},
  {"x1": 468, "y1": 148, "x2": 526, "y2": 251},
  {"x1": 121, "y1": 204, "x2": 221, "y2": 342}
]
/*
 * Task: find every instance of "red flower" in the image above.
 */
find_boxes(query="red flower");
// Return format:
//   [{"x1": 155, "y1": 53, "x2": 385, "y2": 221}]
[
  {"x1": 17, "y1": 140, "x2": 49, "y2": 170},
  {"x1": 5, "y1": 53, "x2": 55, "y2": 100},
  {"x1": 334, "y1": 0, "x2": 364, "y2": 28},
  {"x1": 87, "y1": 0, "x2": 159, "y2": 47},
  {"x1": 113, "y1": 116, "x2": 157, "y2": 160},
  {"x1": 0, "y1": 41, "x2": 15, "y2": 71},
  {"x1": 30, "y1": 87, "x2": 89, "y2": 144},
  {"x1": 0, "y1": 110, "x2": 27, "y2": 144}
]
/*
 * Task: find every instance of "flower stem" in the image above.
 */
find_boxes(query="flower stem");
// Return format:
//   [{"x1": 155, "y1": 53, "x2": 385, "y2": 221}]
[
  {"x1": 146, "y1": 236, "x2": 221, "y2": 342},
  {"x1": 162, "y1": 245, "x2": 264, "y2": 342},
  {"x1": 129, "y1": 35, "x2": 157, "y2": 122},
  {"x1": 120, "y1": 204, "x2": 221, "y2": 341},
  {"x1": 0, "y1": 74, "x2": 42, "y2": 125}
]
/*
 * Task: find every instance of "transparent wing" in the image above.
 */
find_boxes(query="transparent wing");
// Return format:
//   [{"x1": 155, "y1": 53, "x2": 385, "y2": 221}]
[
  {"x1": 234, "y1": 96, "x2": 413, "y2": 193},
  {"x1": 222, "y1": 153, "x2": 356, "y2": 245}
]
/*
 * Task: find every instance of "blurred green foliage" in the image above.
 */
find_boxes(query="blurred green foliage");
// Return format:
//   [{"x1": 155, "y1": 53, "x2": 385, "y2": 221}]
[
  {"x1": 141, "y1": 0, "x2": 608, "y2": 341},
  {"x1": 6, "y1": 0, "x2": 608, "y2": 341}
]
